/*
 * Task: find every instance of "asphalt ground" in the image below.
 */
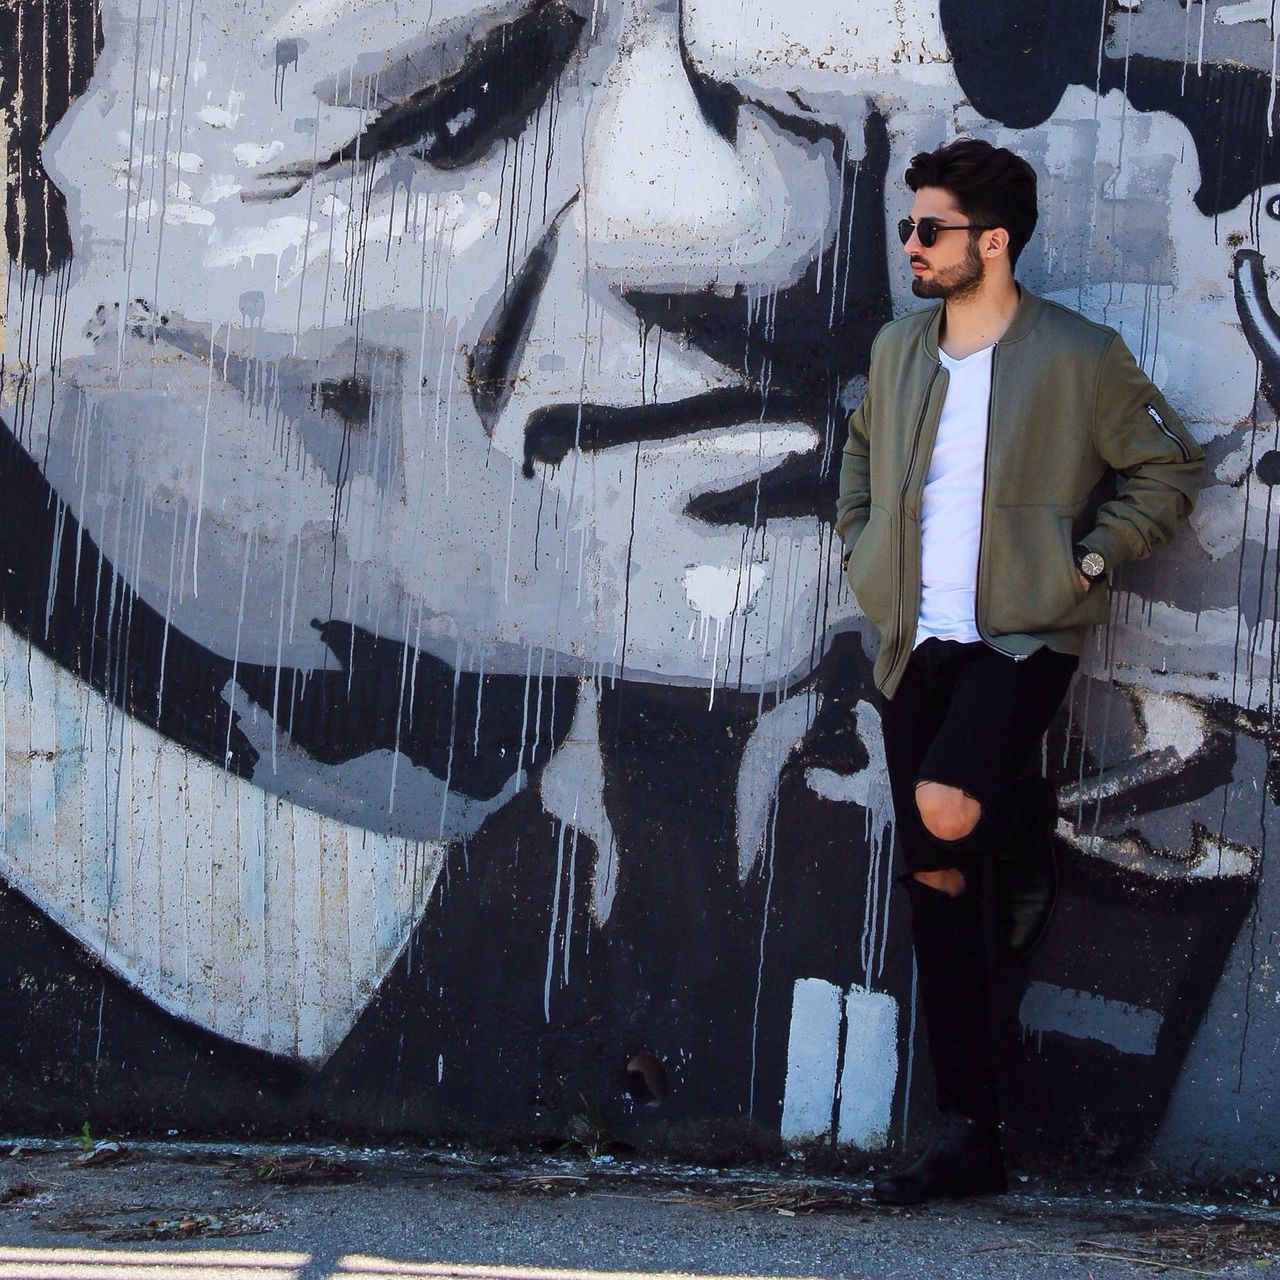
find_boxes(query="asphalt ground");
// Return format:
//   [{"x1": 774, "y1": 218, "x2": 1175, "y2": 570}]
[{"x1": 0, "y1": 1140, "x2": 1277, "y2": 1279}]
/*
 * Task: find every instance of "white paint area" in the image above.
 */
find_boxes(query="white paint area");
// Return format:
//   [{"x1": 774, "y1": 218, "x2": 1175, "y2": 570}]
[
  {"x1": 539, "y1": 681, "x2": 620, "y2": 924},
  {"x1": 589, "y1": 18, "x2": 759, "y2": 254},
  {"x1": 1137, "y1": 689, "x2": 1206, "y2": 761},
  {"x1": 268, "y1": 0, "x2": 500, "y2": 70},
  {"x1": 1189, "y1": 485, "x2": 1245, "y2": 561},
  {"x1": 685, "y1": 562, "x2": 766, "y2": 699},
  {"x1": 204, "y1": 175, "x2": 243, "y2": 203},
  {"x1": 648, "y1": 423, "x2": 816, "y2": 470},
  {"x1": 0, "y1": 625, "x2": 443, "y2": 1066},
  {"x1": 780, "y1": 978, "x2": 898, "y2": 1150},
  {"x1": 1186, "y1": 839, "x2": 1257, "y2": 879},
  {"x1": 205, "y1": 216, "x2": 317, "y2": 283},
  {"x1": 805, "y1": 701, "x2": 896, "y2": 984},
  {"x1": 737, "y1": 691, "x2": 817, "y2": 881},
  {"x1": 683, "y1": 0, "x2": 953, "y2": 84},
  {"x1": 685, "y1": 563, "x2": 763, "y2": 624},
  {"x1": 1060, "y1": 824, "x2": 1259, "y2": 882},
  {"x1": 163, "y1": 204, "x2": 217, "y2": 227},
  {"x1": 837, "y1": 986, "x2": 899, "y2": 1151},
  {"x1": 1217, "y1": 0, "x2": 1273, "y2": 24},
  {"x1": 780, "y1": 977, "x2": 841, "y2": 1141},
  {"x1": 232, "y1": 140, "x2": 285, "y2": 167},
  {"x1": 1020, "y1": 982, "x2": 1162, "y2": 1056},
  {"x1": 198, "y1": 90, "x2": 246, "y2": 130},
  {"x1": 585, "y1": 11, "x2": 834, "y2": 289}
]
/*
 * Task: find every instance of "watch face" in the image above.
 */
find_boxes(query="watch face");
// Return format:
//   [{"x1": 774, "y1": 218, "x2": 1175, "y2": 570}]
[{"x1": 1081, "y1": 551, "x2": 1106, "y2": 579}]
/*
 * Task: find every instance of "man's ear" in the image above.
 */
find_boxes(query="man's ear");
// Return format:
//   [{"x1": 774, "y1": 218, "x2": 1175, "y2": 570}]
[{"x1": 982, "y1": 228, "x2": 1011, "y2": 259}]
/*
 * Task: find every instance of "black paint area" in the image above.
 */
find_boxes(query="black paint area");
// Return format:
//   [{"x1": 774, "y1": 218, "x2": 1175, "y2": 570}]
[
  {"x1": 0, "y1": 422, "x2": 259, "y2": 775},
  {"x1": 677, "y1": 0, "x2": 740, "y2": 144},
  {"x1": 685, "y1": 450, "x2": 828, "y2": 526},
  {"x1": 1, "y1": 0, "x2": 100, "y2": 274},
  {"x1": 941, "y1": 0, "x2": 1280, "y2": 216},
  {"x1": 233, "y1": 621, "x2": 575, "y2": 802},
  {"x1": 614, "y1": 110, "x2": 893, "y2": 527},
  {"x1": 469, "y1": 200, "x2": 576, "y2": 433},
  {"x1": 1235, "y1": 249, "x2": 1280, "y2": 415},
  {"x1": 315, "y1": 375, "x2": 374, "y2": 427},
  {"x1": 1257, "y1": 450, "x2": 1280, "y2": 486},
  {"x1": 0, "y1": 629, "x2": 1257, "y2": 1174},
  {"x1": 0, "y1": 416, "x2": 572, "y2": 809},
  {"x1": 315, "y1": 1, "x2": 584, "y2": 175},
  {"x1": 995, "y1": 840, "x2": 1255, "y2": 1161}
]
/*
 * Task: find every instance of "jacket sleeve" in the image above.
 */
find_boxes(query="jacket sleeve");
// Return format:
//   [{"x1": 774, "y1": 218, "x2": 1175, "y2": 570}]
[
  {"x1": 835, "y1": 367, "x2": 873, "y2": 568},
  {"x1": 1080, "y1": 333, "x2": 1205, "y2": 572}
]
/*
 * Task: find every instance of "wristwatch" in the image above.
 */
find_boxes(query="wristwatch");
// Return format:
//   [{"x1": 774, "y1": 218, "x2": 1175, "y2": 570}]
[{"x1": 1073, "y1": 544, "x2": 1107, "y2": 582}]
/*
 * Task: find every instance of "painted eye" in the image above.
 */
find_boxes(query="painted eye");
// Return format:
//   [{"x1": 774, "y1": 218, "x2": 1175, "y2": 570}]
[
  {"x1": 323, "y1": 2, "x2": 584, "y2": 174},
  {"x1": 1267, "y1": 193, "x2": 1280, "y2": 221}
]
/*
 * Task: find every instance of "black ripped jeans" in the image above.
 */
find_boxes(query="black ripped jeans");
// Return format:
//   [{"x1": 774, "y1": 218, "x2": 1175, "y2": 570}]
[{"x1": 879, "y1": 637, "x2": 1078, "y2": 1120}]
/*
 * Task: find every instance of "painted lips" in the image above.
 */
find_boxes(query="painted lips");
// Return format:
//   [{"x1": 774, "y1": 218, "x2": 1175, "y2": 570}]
[
  {"x1": 520, "y1": 387, "x2": 811, "y2": 476},
  {"x1": 520, "y1": 388, "x2": 822, "y2": 526}
]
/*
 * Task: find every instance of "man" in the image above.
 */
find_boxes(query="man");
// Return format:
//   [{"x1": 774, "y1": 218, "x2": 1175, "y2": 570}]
[{"x1": 836, "y1": 138, "x2": 1204, "y2": 1205}]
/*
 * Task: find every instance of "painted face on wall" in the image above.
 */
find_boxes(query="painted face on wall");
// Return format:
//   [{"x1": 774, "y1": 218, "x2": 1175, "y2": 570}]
[
  {"x1": 16, "y1": 0, "x2": 1277, "y2": 860},
  {"x1": 19, "y1": 0, "x2": 1273, "y2": 875},
  {"x1": 24, "y1": 0, "x2": 948, "y2": 704},
  {"x1": 2, "y1": 0, "x2": 1275, "y2": 1140}
]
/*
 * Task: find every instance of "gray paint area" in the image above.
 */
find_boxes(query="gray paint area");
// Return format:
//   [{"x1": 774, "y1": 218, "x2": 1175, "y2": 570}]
[
  {"x1": 0, "y1": 0, "x2": 1278, "y2": 1171},
  {"x1": 1152, "y1": 730, "x2": 1280, "y2": 1175},
  {"x1": 1020, "y1": 983, "x2": 1163, "y2": 1058},
  {"x1": 231, "y1": 680, "x2": 523, "y2": 844}
]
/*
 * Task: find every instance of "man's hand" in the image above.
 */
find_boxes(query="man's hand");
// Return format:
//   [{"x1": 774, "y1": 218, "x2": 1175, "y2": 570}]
[{"x1": 1078, "y1": 572, "x2": 1092, "y2": 591}]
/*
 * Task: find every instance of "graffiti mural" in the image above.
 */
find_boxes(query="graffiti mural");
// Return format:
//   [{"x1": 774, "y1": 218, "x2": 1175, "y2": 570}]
[{"x1": 0, "y1": 0, "x2": 1276, "y2": 1167}]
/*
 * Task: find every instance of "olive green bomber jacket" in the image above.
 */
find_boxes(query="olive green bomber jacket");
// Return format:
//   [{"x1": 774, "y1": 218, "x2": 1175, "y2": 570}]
[{"x1": 835, "y1": 288, "x2": 1205, "y2": 699}]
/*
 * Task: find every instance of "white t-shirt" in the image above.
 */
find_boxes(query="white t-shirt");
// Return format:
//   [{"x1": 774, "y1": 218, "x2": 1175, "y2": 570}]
[{"x1": 914, "y1": 344, "x2": 994, "y2": 647}]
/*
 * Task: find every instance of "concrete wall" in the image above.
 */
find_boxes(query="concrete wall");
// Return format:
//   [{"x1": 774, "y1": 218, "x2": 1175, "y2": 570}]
[{"x1": 0, "y1": 0, "x2": 1276, "y2": 1177}]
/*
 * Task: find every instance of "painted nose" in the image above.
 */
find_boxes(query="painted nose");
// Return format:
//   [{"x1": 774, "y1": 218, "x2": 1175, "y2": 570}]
[{"x1": 581, "y1": 3, "x2": 785, "y2": 290}]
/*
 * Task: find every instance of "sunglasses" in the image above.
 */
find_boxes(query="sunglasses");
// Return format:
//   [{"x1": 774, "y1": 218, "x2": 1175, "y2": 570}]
[{"x1": 897, "y1": 217, "x2": 996, "y2": 248}]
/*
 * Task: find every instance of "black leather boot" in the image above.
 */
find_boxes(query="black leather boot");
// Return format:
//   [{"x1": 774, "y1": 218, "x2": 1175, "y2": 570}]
[
  {"x1": 872, "y1": 1111, "x2": 1007, "y2": 1205},
  {"x1": 992, "y1": 778, "x2": 1059, "y2": 958}
]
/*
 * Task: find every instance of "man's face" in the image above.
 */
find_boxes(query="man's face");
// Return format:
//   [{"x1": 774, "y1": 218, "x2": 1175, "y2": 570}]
[
  {"x1": 902, "y1": 187, "x2": 986, "y2": 301},
  {"x1": 31, "y1": 0, "x2": 957, "y2": 692}
]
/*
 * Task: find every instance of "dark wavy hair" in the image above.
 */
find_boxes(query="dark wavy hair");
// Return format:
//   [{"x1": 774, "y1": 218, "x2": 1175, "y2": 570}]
[{"x1": 905, "y1": 138, "x2": 1038, "y2": 270}]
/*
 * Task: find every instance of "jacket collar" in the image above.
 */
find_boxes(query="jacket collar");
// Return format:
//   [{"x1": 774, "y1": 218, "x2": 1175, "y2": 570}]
[{"x1": 920, "y1": 284, "x2": 1046, "y2": 360}]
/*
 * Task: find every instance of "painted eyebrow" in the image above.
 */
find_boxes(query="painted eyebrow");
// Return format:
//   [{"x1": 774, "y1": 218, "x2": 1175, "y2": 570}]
[{"x1": 264, "y1": 0, "x2": 584, "y2": 188}]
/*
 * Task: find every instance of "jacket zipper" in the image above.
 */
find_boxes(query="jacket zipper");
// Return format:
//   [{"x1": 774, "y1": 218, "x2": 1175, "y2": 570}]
[
  {"x1": 889, "y1": 362, "x2": 943, "y2": 683},
  {"x1": 1153, "y1": 415, "x2": 1192, "y2": 464},
  {"x1": 974, "y1": 344, "x2": 1025, "y2": 660}
]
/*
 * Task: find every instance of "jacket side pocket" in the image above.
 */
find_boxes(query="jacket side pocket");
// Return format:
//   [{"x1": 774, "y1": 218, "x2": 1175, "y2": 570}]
[{"x1": 845, "y1": 504, "x2": 893, "y2": 633}]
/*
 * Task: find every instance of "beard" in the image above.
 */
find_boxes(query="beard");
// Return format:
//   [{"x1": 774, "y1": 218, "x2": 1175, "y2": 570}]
[{"x1": 910, "y1": 237, "x2": 984, "y2": 301}]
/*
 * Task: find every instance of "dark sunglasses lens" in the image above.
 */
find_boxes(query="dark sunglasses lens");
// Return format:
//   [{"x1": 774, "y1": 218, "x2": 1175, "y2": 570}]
[{"x1": 898, "y1": 218, "x2": 939, "y2": 248}]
